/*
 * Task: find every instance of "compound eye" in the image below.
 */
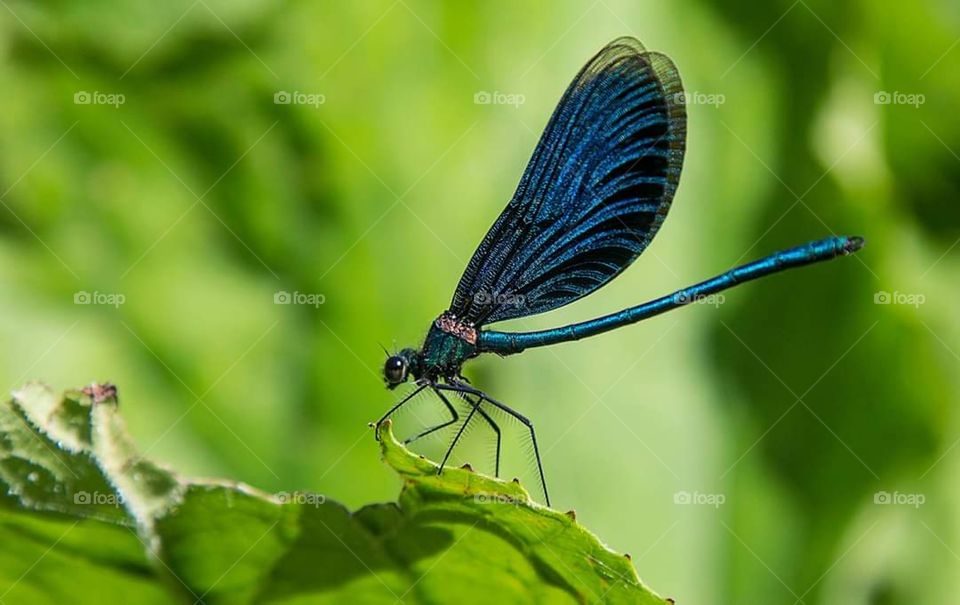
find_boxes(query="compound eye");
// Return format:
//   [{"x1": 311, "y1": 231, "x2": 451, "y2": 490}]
[{"x1": 384, "y1": 356, "x2": 406, "y2": 383}]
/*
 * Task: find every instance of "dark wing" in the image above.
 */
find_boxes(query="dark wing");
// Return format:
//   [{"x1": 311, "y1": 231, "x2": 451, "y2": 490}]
[{"x1": 449, "y1": 37, "x2": 686, "y2": 326}]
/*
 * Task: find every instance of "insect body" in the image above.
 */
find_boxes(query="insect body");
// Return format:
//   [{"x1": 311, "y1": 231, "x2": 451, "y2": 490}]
[{"x1": 375, "y1": 37, "x2": 863, "y2": 506}]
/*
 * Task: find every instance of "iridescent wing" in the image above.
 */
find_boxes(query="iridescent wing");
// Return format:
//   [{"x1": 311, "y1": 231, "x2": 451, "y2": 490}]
[{"x1": 449, "y1": 37, "x2": 686, "y2": 326}]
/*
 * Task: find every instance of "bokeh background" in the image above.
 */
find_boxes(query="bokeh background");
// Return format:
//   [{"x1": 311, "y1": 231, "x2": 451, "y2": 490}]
[{"x1": 1, "y1": 0, "x2": 958, "y2": 603}]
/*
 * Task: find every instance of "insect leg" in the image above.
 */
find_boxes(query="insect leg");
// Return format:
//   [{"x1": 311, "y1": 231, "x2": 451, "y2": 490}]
[
  {"x1": 475, "y1": 404, "x2": 501, "y2": 477},
  {"x1": 438, "y1": 393, "x2": 481, "y2": 475},
  {"x1": 436, "y1": 382, "x2": 549, "y2": 506},
  {"x1": 402, "y1": 386, "x2": 460, "y2": 445},
  {"x1": 372, "y1": 382, "x2": 429, "y2": 440}
]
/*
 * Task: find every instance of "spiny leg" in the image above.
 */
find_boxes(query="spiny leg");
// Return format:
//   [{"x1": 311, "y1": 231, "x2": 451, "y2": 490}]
[
  {"x1": 475, "y1": 404, "x2": 501, "y2": 477},
  {"x1": 438, "y1": 394, "x2": 481, "y2": 474},
  {"x1": 402, "y1": 386, "x2": 460, "y2": 445},
  {"x1": 372, "y1": 382, "x2": 429, "y2": 440},
  {"x1": 436, "y1": 382, "x2": 550, "y2": 507},
  {"x1": 473, "y1": 389, "x2": 544, "y2": 504},
  {"x1": 447, "y1": 387, "x2": 501, "y2": 477}
]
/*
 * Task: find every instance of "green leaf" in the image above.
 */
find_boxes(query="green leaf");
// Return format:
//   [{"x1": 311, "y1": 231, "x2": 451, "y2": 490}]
[{"x1": 0, "y1": 384, "x2": 669, "y2": 604}]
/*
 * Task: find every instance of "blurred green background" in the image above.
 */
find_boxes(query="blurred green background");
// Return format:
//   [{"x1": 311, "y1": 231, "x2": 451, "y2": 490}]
[{"x1": 1, "y1": 0, "x2": 957, "y2": 603}]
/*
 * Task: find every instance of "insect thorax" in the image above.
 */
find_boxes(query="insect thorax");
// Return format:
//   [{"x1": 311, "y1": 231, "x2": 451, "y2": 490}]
[{"x1": 419, "y1": 313, "x2": 479, "y2": 378}]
